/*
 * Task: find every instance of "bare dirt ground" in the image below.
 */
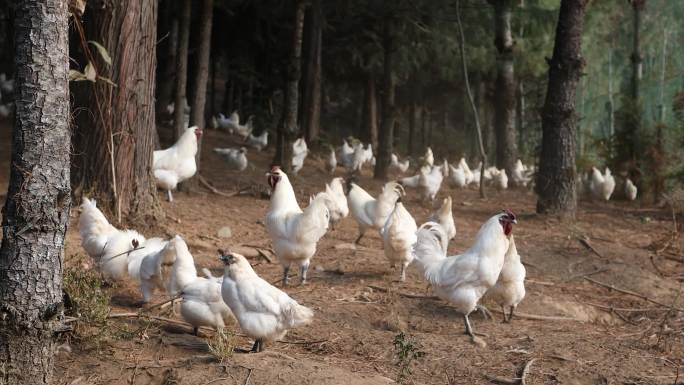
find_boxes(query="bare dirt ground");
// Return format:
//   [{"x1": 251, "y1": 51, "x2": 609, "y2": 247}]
[{"x1": 1, "y1": 121, "x2": 683, "y2": 385}]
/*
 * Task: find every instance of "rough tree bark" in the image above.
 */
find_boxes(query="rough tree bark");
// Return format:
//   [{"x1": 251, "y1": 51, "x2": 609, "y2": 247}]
[
  {"x1": 72, "y1": 0, "x2": 160, "y2": 224},
  {"x1": 274, "y1": 0, "x2": 307, "y2": 172},
  {"x1": 301, "y1": 0, "x2": 322, "y2": 144},
  {"x1": 189, "y1": 0, "x2": 213, "y2": 184},
  {"x1": 488, "y1": 0, "x2": 517, "y2": 176},
  {"x1": 173, "y1": 0, "x2": 191, "y2": 139},
  {"x1": 374, "y1": 17, "x2": 396, "y2": 180},
  {"x1": 536, "y1": 0, "x2": 588, "y2": 217},
  {"x1": 0, "y1": 1, "x2": 70, "y2": 383}
]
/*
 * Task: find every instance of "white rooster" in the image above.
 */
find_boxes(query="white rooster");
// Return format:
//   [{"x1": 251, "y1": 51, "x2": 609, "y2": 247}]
[
  {"x1": 213, "y1": 147, "x2": 248, "y2": 171},
  {"x1": 428, "y1": 196, "x2": 456, "y2": 241},
  {"x1": 220, "y1": 252, "x2": 314, "y2": 352},
  {"x1": 292, "y1": 137, "x2": 309, "y2": 175},
  {"x1": 390, "y1": 153, "x2": 410, "y2": 174},
  {"x1": 382, "y1": 198, "x2": 417, "y2": 281},
  {"x1": 412, "y1": 210, "x2": 517, "y2": 338},
  {"x1": 625, "y1": 178, "x2": 637, "y2": 201},
  {"x1": 485, "y1": 235, "x2": 525, "y2": 323},
  {"x1": 153, "y1": 126, "x2": 202, "y2": 202},
  {"x1": 265, "y1": 166, "x2": 330, "y2": 285},
  {"x1": 347, "y1": 181, "x2": 404, "y2": 244}
]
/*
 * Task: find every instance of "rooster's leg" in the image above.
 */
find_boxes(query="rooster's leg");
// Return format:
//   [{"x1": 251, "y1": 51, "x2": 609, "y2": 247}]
[
  {"x1": 193, "y1": 327, "x2": 199, "y2": 336},
  {"x1": 476, "y1": 304, "x2": 492, "y2": 320},
  {"x1": 258, "y1": 340, "x2": 266, "y2": 352},
  {"x1": 501, "y1": 305, "x2": 509, "y2": 323},
  {"x1": 250, "y1": 340, "x2": 260, "y2": 353},
  {"x1": 282, "y1": 265, "x2": 290, "y2": 286},
  {"x1": 508, "y1": 306, "x2": 515, "y2": 322},
  {"x1": 354, "y1": 232, "x2": 365, "y2": 245},
  {"x1": 463, "y1": 313, "x2": 475, "y2": 338},
  {"x1": 300, "y1": 262, "x2": 310, "y2": 285},
  {"x1": 167, "y1": 190, "x2": 174, "y2": 202},
  {"x1": 399, "y1": 264, "x2": 406, "y2": 282}
]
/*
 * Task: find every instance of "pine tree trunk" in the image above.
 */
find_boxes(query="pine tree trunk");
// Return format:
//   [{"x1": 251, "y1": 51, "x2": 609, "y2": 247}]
[
  {"x1": 274, "y1": 0, "x2": 306, "y2": 172},
  {"x1": 408, "y1": 101, "x2": 416, "y2": 155},
  {"x1": 0, "y1": 1, "x2": 70, "y2": 383},
  {"x1": 188, "y1": 0, "x2": 213, "y2": 185},
  {"x1": 173, "y1": 0, "x2": 191, "y2": 139},
  {"x1": 516, "y1": 80, "x2": 525, "y2": 156},
  {"x1": 72, "y1": 0, "x2": 160, "y2": 224},
  {"x1": 301, "y1": 0, "x2": 322, "y2": 144},
  {"x1": 374, "y1": 17, "x2": 395, "y2": 180},
  {"x1": 489, "y1": 0, "x2": 517, "y2": 176},
  {"x1": 536, "y1": 0, "x2": 588, "y2": 217}
]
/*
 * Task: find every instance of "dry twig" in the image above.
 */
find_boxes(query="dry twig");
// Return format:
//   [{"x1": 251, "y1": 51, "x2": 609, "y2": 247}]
[{"x1": 583, "y1": 277, "x2": 684, "y2": 313}]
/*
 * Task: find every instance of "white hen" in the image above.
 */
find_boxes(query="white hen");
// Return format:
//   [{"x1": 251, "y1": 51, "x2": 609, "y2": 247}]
[
  {"x1": 220, "y1": 252, "x2": 314, "y2": 352},
  {"x1": 428, "y1": 196, "x2": 456, "y2": 241},
  {"x1": 153, "y1": 126, "x2": 202, "y2": 202},
  {"x1": 485, "y1": 235, "x2": 525, "y2": 323},
  {"x1": 79, "y1": 197, "x2": 145, "y2": 280},
  {"x1": 323, "y1": 177, "x2": 349, "y2": 228},
  {"x1": 291, "y1": 138, "x2": 309, "y2": 175},
  {"x1": 419, "y1": 164, "x2": 444, "y2": 202},
  {"x1": 180, "y1": 268, "x2": 234, "y2": 335},
  {"x1": 265, "y1": 166, "x2": 330, "y2": 285},
  {"x1": 625, "y1": 178, "x2": 637, "y2": 201},
  {"x1": 347, "y1": 181, "x2": 404, "y2": 244},
  {"x1": 424, "y1": 147, "x2": 434, "y2": 167},
  {"x1": 412, "y1": 210, "x2": 517, "y2": 338},
  {"x1": 382, "y1": 198, "x2": 417, "y2": 281},
  {"x1": 213, "y1": 147, "x2": 248, "y2": 171},
  {"x1": 326, "y1": 146, "x2": 337, "y2": 174},
  {"x1": 164, "y1": 235, "x2": 199, "y2": 296},
  {"x1": 448, "y1": 165, "x2": 467, "y2": 188},
  {"x1": 245, "y1": 130, "x2": 268, "y2": 151},
  {"x1": 127, "y1": 237, "x2": 174, "y2": 302},
  {"x1": 390, "y1": 153, "x2": 410, "y2": 174}
]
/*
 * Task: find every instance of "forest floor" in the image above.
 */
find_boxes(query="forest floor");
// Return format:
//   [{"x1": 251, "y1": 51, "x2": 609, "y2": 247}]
[{"x1": 1, "y1": 120, "x2": 683, "y2": 385}]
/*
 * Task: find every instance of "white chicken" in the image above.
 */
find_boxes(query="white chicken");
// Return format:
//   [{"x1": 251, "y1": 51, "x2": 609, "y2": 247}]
[
  {"x1": 291, "y1": 137, "x2": 309, "y2": 175},
  {"x1": 215, "y1": 112, "x2": 237, "y2": 133},
  {"x1": 419, "y1": 164, "x2": 444, "y2": 202},
  {"x1": 213, "y1": 147, "x2": 248, "y2": 171},
  {"x1": 78, "y1": 197, "x2": 144, "y2": 280},
  {"x1": 245, "y1": 130, "x2": 268, "y2": 151},
  {"x1": 459, "y1": 158, "x2": 474, "y2": 185},
  {"x1": 323, "y1": 177, "x2": 349, "y2": 228},
  {"x1": 511, "y1": 159, "x2": 532, "y2": 187},
  {"x1": 412, "y1": 210, "x2": 517, "y2": 338},
  {"x1": 337, "y1": 139, "x2": 355, "y2": 171},
  {"x1": 485, "y1": 235, "x2": 525, "y2": 323},
  {"x1": 625, "y1": 178, "x2": 637, "y2": 201},
  {"x1": 390, "y1": 153, "x2": 410, "y2": 174},
  {"x1": 127, "y1": 237, "x2": 175, "y2": 302},
  {"x1": 448, "y1": 165, "x2": 467, "y2": 188},
  {"x1": 493, "y1": 169, "x2": 508, "y2": 190},
  {"x1": 601, "y1": 168, "x2": 616, "y2": 201},
  {"x1": 220, "y1": 252, "x2": 314, "y2": 352},
  {"x1": 153, "y1": 126, "x2": 202, "y2": 202},
  {"x1": 179, "y1": 268, "x2": 234, "y2": 335},
  {"x1": 165, "y1": 235, "x2": 199, "y2": 296},
  {"x1": 347, "y1": 181, "x2": 404, "y2": 244},
  {"x1": 265, "y1": 166, "x2": 330, "y2": 285},
  {"x1": 326, "y1": 146, "x2": 337, "y2": 174},
  {"x1": 589, "y1": 167, "x2": 615, "y2": 201},
  {"x1": 424, "y1": 147, "x2": 434, "y2": 167},
  {"x1": 400, "y1": 174, "x2": 421, "y2": 189},
  {"x1": 382, "y1": 198, "x2": 417, "y2": 281},
  {"x1": 428, "y1": 196, "x2": 456, "y2": 241}
]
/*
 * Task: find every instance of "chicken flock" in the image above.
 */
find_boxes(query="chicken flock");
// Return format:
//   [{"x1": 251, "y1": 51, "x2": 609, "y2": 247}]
[{"x1": 79, "y1": 109, "x2": 639, "y2": 353}]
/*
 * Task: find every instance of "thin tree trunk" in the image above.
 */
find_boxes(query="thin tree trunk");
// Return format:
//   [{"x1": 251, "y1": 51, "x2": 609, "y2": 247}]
[
  {"x1": 536, "y1": 0, "x2": 588, "y2": 217},
  {"x1": 156, "y1": 1, "x2": 178, "y2": 118},
  {"x1": 456, "y1": 0, "x2": 487, "y2": 198},
  {"x1": 72, "y1": 0, "x2": 160, "y2": 223},
  {"x1": 210, "y1": 56, "x2": 216, "y2": 118},
  {"x1": 408, "y1": 100, "x2": 416, "y2": 155},
  {"x1": 301, "y1": 0, "x2": 322, "y2": 143},
  {"x1": 188, "y1": 0, "x2": 213, "y2": 186},
  {"x1": 274, "y1": 0, "x2": 306, "y2": 172},
  {"x1": 516, "y1": 79, "x2": 525, "y2": 156},
  {"x1": 361, "y1": 73, "x2": 379, "y2": 149},
  {"x1": 374, "y1": 17, "x2": 396, "y2": 180},
  {"x1": 607, "y1": 48, "x2": 614, "y2": 139},
  {"x1": 420, "y1": 105, "x2": 427, "y2": 148},
  {"x1": 658, "y1": 27, "x2": 668, "y2": 122},
  {"x1": 489, "y1": 0, "x2": 517, "y2": 176},
  {"x1": 0, "y1": 1, "x2": 70, "y2": 383},
  {"x1": 173, "y1": 0, "x2": 191, "y2": 139}
]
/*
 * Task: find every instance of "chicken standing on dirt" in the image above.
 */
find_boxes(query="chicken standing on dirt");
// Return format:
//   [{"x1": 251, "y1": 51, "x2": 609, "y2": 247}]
[
  {"x1": 220, "y1": 252, "x2": 314, "y2": 352},
  {"x1": 419, "y1": 164, "x2": 444, "y2": 203},
  {"x1": 347, "y1": 181, "x2": 404, "y2": 244},
  {"x1": 180, "y1": 268, "x2": 234, "y2": 335},
  {"x1": 412, "y1": 210, "x2": 517, "y2": 339},
  {"x1": 213, "y1": 146, "x2": 248, "y2": 171},
  {"x1": 153, "y1": 125, "x2": 202, "y2": 202},
  {"x1": 265, "y1": 166, "x2": 331, "y2": 285},
  {"x1": 127, "y1": 237, "x2": 174, "y2": 303},
  {"x1": 428, "y1": 196, "x2": 456, "y2": 242},
  {"x1": 485, "y1": 235, "x2": 525, "y2": 323},
  {"x1": 323, "y1": 177, "x2": 349, "y2": 229},
  {"x1": 382, "y1": 198, "x2": 418, "y2": 281}
]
